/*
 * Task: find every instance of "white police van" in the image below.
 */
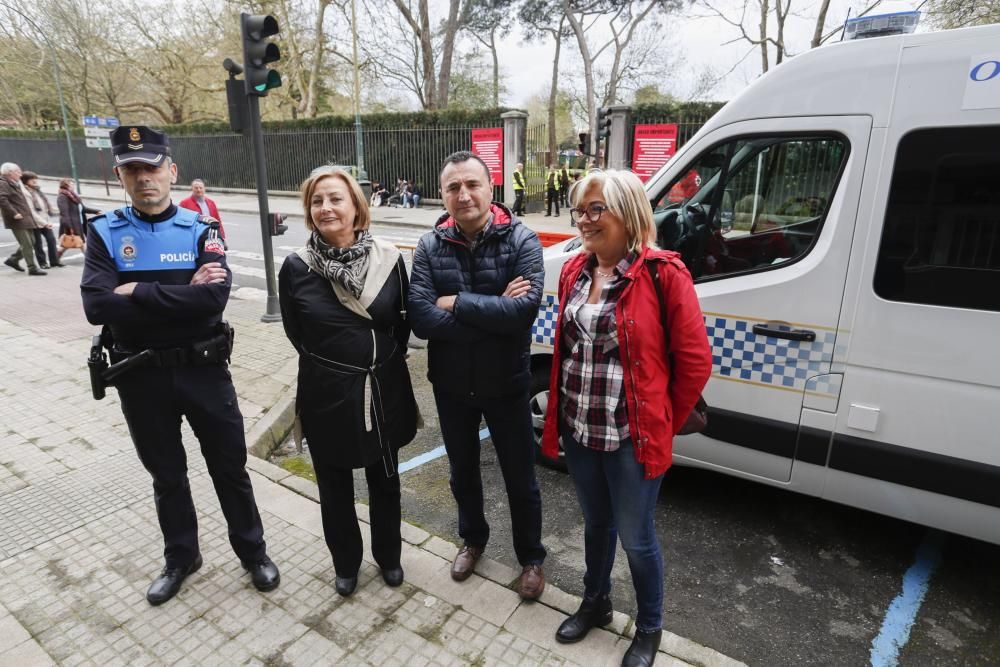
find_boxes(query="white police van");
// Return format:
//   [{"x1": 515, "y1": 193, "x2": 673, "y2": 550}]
[{"x1": 527, "y1": 22, "x2": 1000, "y2": 545}]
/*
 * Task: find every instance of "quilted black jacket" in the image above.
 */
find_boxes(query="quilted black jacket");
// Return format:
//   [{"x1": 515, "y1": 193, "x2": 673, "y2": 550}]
[{"x1": 408, "y1": 203, "x2": 544, "y2": 398}]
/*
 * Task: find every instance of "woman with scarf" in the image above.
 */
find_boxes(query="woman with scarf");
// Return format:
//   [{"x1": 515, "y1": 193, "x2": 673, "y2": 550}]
[
  {"x1": 56, "y1": 179, "x2": 100, "y2": 257},
  {"x1": 279, "y1": 167, "x2": 419, "y2": 597}
]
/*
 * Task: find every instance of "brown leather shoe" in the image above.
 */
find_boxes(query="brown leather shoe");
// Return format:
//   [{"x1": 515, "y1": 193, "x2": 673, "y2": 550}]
[
  {"x1": 451, "y1": 544, "x2": 484, "y2": 582},
  {"x1": 516, "y1": 563, "x2": 545, "y2": 600}
]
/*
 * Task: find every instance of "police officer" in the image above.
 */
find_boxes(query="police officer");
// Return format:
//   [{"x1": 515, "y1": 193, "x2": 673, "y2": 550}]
[
  {"x1": 559, "y1": 161, "x2": 570, "y2": 208},
  {"x1": 512, "y1": 162, "x2": 526, "y2": 216},
  {"x1": 81, "y1": 126, "x2": 280, "y2": 605}
]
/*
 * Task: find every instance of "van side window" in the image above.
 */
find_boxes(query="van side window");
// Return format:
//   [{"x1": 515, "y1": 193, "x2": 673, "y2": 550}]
[
  {"x1": 653, "y1": 136, "x2": 847, "y2": 281},
  {"x1": 874, "y1": 126, "x2": 1000, "y2": 312}
]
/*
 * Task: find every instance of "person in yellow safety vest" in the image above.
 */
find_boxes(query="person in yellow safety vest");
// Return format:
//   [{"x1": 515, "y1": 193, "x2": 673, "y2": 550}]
[
  {"x1": 544, "y1": 163, "x2": 560, "y2": 217},
  {"x1": 559, "y1": 161, "x2": 571, "y2": 207},
  {"x1": 512, "y1": 162, "x2": 526, "y2": 216},
  {"x1": 584, "y1": 159, "x2": 596, "y2": 177}
]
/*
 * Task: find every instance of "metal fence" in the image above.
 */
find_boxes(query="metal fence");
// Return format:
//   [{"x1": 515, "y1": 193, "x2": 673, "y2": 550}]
[
  {"x1": 523, "y1": 122, "x2": 551, "y2": 211},
  {"x1": 0, "y1": 123, "x2": 502, "y2": 199}
]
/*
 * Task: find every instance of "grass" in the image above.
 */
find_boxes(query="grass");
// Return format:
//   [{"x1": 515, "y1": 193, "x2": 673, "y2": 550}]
[{"x1": 278, "y1": 456, "x2": 317, "y2": 483}]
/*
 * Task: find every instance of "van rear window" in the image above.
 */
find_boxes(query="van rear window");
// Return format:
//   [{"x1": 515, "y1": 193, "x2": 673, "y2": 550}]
[{"x1": 875, "y1": 126, "x2": 1000, "y2": 312}]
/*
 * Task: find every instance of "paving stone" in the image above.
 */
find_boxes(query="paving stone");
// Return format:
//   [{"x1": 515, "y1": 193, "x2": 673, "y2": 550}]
[
  {"x1": 280, "y1": 474, "x2": 321, "y2": 502},
  {"x1": 244, "y1": 455, "x2": 292, "y2": 482},
  {"x1": 504, "y1": 598, "x2": 621, "y2": 666},
  {"x1": 400, "y1": 520, "x2": 431, "y2": 546},
  {"x1": 423, "y1": 535, "x2": 459, "y2": 561},
  {"x1": 476, "y1": 556, "x2": 520, "y2": 587},
  {"x1": 0, "y1": 638, "x2": 56, "y2": 666},
  {"x1": 0, "y1": 609, "x2": 32, "y2": 652}
]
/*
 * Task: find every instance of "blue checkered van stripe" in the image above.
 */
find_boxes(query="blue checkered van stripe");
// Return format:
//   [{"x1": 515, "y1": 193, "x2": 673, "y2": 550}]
[{"x1": 531, "y1": 299, "x2": 839, "y2": 394}]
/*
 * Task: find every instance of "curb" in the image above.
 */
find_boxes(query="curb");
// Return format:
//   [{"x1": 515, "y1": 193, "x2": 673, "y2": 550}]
[{"x1": 246, "y1": 389, "x2": 297, "y2": 460}]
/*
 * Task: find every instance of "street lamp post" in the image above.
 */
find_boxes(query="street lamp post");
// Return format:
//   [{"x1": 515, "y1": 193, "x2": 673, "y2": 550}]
[
  {"x1": 351, "y1": 0, "x2": 365, "y2": 172},
  {"x1": 2, "y1": 3, "x2": 80, "y2": 191}
]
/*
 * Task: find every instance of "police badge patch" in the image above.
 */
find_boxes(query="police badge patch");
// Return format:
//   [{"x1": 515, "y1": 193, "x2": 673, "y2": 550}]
[
  {"x1": 119, "y1": 236, "x2": 138, "y2": 262},
  {"x1": 204, "y1": 238, "x2": 226, "y2": 255}
]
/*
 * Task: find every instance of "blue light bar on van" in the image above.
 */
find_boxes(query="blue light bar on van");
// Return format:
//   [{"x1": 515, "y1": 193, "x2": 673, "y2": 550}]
[{"x1": 844, "y1": 11, "x2": 920, "y2": 40}]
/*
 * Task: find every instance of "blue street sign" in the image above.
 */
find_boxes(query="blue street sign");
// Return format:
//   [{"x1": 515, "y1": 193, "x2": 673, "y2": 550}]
[
  {"x1": 105, "y1": 117, "x2": 120, "y2": 127},
  {"x1": 82, "y1": 115, "x2": 99, "y2": 127}
]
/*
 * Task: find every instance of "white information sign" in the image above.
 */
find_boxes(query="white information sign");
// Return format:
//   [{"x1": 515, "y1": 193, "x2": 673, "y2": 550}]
[
  {"x1": 86, "y1": 137, "x2": 112, "y2": 149},
  {"x1": 963, "y1": 54, "x2": 1000, "y2": 110},
  {"x1": 84, "y1": 127, "x2": 111, "y2": 138}
]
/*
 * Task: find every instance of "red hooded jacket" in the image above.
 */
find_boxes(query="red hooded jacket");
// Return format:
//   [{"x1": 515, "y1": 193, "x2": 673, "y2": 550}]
[{"x1": 541, "y1": 247, "x2": 712, "y2": 479}]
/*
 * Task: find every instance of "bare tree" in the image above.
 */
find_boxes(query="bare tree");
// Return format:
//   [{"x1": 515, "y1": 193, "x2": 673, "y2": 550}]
[
  {"x1": 465, "y1": 0, "x2": 516, "y2": 107},
  {"x1": 519, "y1": 0, "x2": 570, "y2": 160},
  {"x1": 924, "y1": 0, "x2": 1000, "y2": 28}
]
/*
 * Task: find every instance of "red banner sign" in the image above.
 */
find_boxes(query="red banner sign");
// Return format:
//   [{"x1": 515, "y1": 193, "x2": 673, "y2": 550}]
[
  {"x1": 631, "y1": 124, "x2": 678, "y2": 182},
  {"x1": 471, "y1": 128, "x2": 504, "y2": 185}
]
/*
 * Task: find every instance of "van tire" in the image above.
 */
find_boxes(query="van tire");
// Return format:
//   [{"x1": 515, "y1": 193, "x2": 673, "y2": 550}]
[{"x1": 530, "y1": 365, "x2": 565, "y2": 471}]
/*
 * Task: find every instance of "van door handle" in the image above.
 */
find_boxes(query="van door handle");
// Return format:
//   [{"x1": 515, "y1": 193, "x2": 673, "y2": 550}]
[{"x1": 752, "y1": 322, "x2": 817, "y2": 342}]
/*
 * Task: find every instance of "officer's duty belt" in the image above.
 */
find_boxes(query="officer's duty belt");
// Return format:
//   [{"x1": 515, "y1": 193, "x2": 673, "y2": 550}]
[{"x1": 111, "y1": 334, "x2": 231, "y2": 368}]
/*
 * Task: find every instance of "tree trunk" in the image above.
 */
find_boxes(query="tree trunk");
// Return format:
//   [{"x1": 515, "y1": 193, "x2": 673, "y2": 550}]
[
  {"x1": 547, "y1": 19, "x2": 564, "y2": 162},
  {"x1": 564, "y1": 1, "x2": 596, "y2": 153},
  {"x1": 436, "y1": 0, "x2": 463, "y2": 109},
  {"x1": 490, "y1": 28, "x2": 500, "y2": 108},
  {"x1": 759, "y1": 0, "x2": 769, "y2": 72},
  {"x1": 605, "y1": 0, "x2": 658, "y2": 105},
  {"x1": 392, "y1": 0, "x2": 437, "y2": 109},
  {"x1": 811, "y1": 0, "x2": 832, "y2": 48},
  {"x1": 304, "y1": 0, "x2": 332, "y2": 118}
]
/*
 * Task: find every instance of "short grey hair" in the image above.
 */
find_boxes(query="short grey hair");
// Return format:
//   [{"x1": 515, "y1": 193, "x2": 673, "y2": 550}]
[
  {"x1": 0, "y1": 162, "x2": 20, "y2": 175},
  {"x1": 191, "y1": 178, "x2": 205, "y2": 187}
]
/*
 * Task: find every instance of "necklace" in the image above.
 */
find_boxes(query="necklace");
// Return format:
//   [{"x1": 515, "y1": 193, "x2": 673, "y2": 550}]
[{"x1": 595, "y1": 268, "x2": 615, "y2": 279}]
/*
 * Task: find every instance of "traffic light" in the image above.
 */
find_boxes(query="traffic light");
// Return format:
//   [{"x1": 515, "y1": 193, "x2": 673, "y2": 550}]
[
  {"x1": 240, "y1": 13, "x2": 282, "y2": 96},
  {"x1": 596, "y1": 107, "x2": 612, "y2": 140},
  {"x1": 578, "y1": 132, "x2": 591, "y2": 155},
  {"x1": 269, "y1": 212, "x2": 287, "y2": 236}
]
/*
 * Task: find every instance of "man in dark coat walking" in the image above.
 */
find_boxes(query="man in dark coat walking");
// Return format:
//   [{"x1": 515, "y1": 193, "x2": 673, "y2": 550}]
[
  {"x1": 408, "y1": 150, "x2": 547, "y2": 600},
  {"x1": 0, "y1": 162, "x2": 46, "y2": 275}
]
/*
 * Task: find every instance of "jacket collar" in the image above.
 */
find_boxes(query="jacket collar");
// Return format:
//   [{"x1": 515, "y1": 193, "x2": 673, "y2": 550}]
[{"x1": 433, "y1": 203, "x2": 517, "y2": 246}]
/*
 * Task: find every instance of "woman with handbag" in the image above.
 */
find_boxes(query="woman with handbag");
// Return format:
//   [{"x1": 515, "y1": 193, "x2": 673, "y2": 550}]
[
  {"x1": 56, "y1": 179, "x2": 99, "y2": 257},
  {"x1": 278, "y1": 167, "x2": 419, "y2": 597},
  {"x1": 540, "y1": 169, "x2": 712, "y2": 667}
]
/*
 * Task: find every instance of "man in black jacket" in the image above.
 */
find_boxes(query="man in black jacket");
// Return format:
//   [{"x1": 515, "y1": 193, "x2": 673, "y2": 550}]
[{"x1": 409, "y1": 151, "x2": 547, "y2": 599}]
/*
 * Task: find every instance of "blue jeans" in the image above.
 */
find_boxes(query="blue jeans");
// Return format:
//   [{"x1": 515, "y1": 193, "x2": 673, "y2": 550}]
[
  {"x1": 561, "y1": 426, "x2": 665, "y2": 632},
  {"x1": 434, "y1": 388, "x2": 546, "y2": 565}
]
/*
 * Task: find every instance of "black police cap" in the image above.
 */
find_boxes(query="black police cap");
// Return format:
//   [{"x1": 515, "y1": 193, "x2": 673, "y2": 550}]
[{"x1": 111, "y1": 126, "x2": 172, "y2": 166}]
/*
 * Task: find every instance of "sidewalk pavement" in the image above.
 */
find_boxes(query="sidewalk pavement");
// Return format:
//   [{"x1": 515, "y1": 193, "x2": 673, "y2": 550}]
[
  {"x1": 36, "y1": 176, "x2": 578, "y2": 238},
  {"x1": 0, "y1": 204, "x2": 742, "y2": 667}
]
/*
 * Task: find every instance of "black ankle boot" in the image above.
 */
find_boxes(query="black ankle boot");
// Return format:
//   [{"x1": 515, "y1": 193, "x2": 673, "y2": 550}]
[
  {"x1": 555, "y1": 593, "x2": 613, "y2": 644},
  {"x1": 621, "y1": 628, "x2": 661, "y2": 667}
]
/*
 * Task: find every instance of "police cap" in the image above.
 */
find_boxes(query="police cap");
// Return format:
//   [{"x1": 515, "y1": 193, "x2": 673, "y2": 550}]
[{"x1": 111, "y1": 126, "x2": 172, "y2": 167}]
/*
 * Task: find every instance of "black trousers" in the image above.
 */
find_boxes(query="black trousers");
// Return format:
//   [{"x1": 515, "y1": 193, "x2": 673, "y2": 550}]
[
  {"x1": 512, "y1": 190, "x2": 525, "y2": 216},
  {"x1": 33, "y1": 227, "x2": 58, "y2": 267},
  {"x1": 315, "y1": 461, "x2": 401, "y2": 576},
  {"x1": 546, "y1": 187, "x2": 560, "y2": 216},
  {"x1": 433, "y1": 388, "x2": 546, "y2": 565},
  {"x1": 116, "y1": 364, "x2": 266, "y2": 569}
]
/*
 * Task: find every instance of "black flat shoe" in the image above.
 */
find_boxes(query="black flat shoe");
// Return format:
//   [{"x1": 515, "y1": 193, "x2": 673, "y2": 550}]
[
  {"x1": 621, "y1": 628, "x2": 661, "y2": 667},
  {"x1": 335, "y1": 575, "x2": 358, "y2": 597},
  {"x1": 556, "y1": 593, "x2": 613, "y2": 644},
  {"x1": 381, "y1": 566, "x2": 404, "y2": 587},
  {"x1": 242, "y1": 555, "x2": 280, "y2": 592},
  {"x1": 146, "y1": 554, "x2": 203, "y2": 606}
]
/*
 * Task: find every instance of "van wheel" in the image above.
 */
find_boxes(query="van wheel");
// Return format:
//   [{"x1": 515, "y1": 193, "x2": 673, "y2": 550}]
[{"x1": 530, "y1": 366, "x2": 566, "y2": 471}]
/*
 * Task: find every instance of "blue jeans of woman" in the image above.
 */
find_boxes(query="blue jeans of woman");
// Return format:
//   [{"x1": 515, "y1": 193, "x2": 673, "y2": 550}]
[{"x1": 561, "y1": 425, "x2": 665, "y2": 632}]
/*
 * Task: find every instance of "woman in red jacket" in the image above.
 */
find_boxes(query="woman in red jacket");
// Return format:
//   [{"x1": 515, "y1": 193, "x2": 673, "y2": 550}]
[{"x1": 541, "y1": 169, "x2": 711, "y2": 667}]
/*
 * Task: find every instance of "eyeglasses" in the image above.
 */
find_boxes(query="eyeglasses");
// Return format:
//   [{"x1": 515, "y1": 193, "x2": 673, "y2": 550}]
[{"x1": 570, "y1": 203, "x2": 609, "y2": 223}]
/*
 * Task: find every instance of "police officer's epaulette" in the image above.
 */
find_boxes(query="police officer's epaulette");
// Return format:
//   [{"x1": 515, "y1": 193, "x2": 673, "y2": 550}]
[
  {"x1": 199, "y1": 215, "x2": 226, "y2": 255},
  {"x1": 197, "y1": 214, "x2": 222, "y2": 230}
]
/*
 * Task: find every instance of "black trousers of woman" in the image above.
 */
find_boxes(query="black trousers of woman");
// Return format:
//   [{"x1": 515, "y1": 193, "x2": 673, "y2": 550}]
[{"x1": 315, "y1": 461, "x2": 402, "y2": 577}]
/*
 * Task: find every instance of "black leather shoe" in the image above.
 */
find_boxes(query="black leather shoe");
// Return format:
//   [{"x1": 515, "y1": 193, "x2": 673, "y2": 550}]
[
  {"x1": 146, "y1": 555, "x2": 203, "y2": 606},
  {"x1": 622, "y1": 628, "x2": 661, "y2": 667},
  {"x1": 242, "y1": 556, "x2": 280, "y2": 592},
  {"x1": 381, "y1": 566, "x2": 404, "y2": 587},
  {"x1": 556, "y1": 593, "x2": 613, "y2": 644},
  {"x1": 28, "y1": 267, "x2": 47, "y2": 276},
  {"x1": 4, "y1": 257, "x2": 23, "y2": 272},
  {"x1": 335, "y1": 575, "x2": 358, "y2": 597}
]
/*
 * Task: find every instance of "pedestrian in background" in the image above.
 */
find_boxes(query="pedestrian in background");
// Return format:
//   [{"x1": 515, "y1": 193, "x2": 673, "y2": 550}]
[
  {"x1": 541, "y1": 170, "x2": 711, "y2": 667},
  {"x1": 511, "y1": 162, "x2": 526, "y2": 216},
  {"x1": 545, "y1": 163, "x2": 560, "y2": 217},
  {"x1": 179, "y1": 179, "x2": 225, "y2": 239},
  {"x1": 279, "y1": 166, "x2": 419, "y2": 597},
  {"x1": 81, "y1": 126, "x2": 279, "y2": 606},
  {"x1": 0, "y1": 162, "x2": 45, "y2": 275},
  {"x1": 21, "y1": 171, "x2": 62, "y2": 269},
  {"x1": 408, "y1": 150, "x2": 547, "y2": 600},
  {"x1": 560, "y1": 161, "x2": 571, "y2": 208},
  {"x1": 56, "y1": 179, "x2": 99, "y2": 259}
]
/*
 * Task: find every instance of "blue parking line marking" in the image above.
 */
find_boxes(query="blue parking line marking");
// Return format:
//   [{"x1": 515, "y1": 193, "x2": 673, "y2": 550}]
[
  {"x1": 869, "y1": 530, "x2": 945, "y2": 667},
  {"x1": 398, "y1": 427, "x2": 491, "y2": 473}
]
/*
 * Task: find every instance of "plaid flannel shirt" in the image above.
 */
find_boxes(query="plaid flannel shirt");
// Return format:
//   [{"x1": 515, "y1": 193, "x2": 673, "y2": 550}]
[{"x1": 558, "y1": 252, "x2": 637, "y2": 451}]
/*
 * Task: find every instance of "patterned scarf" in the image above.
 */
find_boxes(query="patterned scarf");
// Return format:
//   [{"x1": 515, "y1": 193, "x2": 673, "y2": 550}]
[{"x1": 306, "y1": 229, "x2": 373, "y2": 299}]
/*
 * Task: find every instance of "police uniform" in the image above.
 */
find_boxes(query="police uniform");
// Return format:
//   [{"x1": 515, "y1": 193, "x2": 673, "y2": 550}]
[
  {"x1": 81, "y1": 126, "x2": 279, "y2": 605},
  {"x1": 512, "y1": 166, "x2": 526, "y2": 216}
]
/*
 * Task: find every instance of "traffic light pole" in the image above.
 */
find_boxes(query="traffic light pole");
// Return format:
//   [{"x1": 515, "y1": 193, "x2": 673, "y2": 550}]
[{"x1": 246, "y1": 94, "x2": 281, "y2": 322}]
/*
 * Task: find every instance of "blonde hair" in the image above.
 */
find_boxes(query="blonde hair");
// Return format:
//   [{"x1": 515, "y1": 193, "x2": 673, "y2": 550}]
[
  {"x1": 300, "y1": 167, "x2": 370, "y2": 233},
  {"x1": 569, "y1": 169, "x2": 657, "y2": 253}
]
